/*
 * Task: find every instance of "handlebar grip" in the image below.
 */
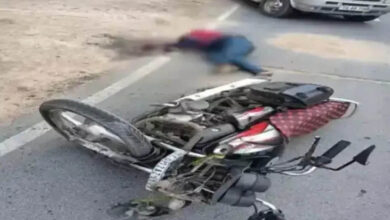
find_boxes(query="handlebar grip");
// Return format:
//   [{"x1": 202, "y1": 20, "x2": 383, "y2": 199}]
[{"x1": 321, "y1": 140, "x2": 351, "y2": 159}]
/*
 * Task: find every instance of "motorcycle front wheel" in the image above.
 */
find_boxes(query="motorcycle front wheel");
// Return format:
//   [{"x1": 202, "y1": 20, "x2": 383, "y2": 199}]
[{"x1": 39, "y1": 99, "x2": 154, "y2": 162}]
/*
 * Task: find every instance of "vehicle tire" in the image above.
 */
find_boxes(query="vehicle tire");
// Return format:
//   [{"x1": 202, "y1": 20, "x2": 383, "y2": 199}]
[
  {"x1": 343, "y1": 15, "x2": 379, "y2": 22},
  {"x1": 40, "y1": 99, "x2": 154, "y2": 160},
  {"x1": 259, "y1": 0, "x2": 294, "y2": 18}
]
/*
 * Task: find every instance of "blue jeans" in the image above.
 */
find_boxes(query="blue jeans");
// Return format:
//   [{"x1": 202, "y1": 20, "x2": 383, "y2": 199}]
[
  {"x1": 206, "y1": 36, "x2": 261, "y2": 75},
  {"x1": 175, "y1": 35, "x2": 261, "y2": 75}
]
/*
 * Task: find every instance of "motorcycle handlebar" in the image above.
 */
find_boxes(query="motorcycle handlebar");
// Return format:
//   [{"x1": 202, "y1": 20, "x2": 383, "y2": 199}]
[{"x1": 279, "y1": 166, "x2": 317, "y2": 176}]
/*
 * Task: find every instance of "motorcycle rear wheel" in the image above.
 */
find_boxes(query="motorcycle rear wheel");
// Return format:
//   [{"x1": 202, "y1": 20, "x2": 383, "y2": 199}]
[{"x1": 39, "y1": 99, "x2": 154, "y2": 161}]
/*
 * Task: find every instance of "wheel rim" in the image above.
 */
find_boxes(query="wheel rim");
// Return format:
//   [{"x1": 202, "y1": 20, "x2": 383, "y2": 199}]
[
  {"x1": 263, "y1": 0, "x2": 284, "y2": 14},
  {"x1": 48, "y1": 109, "x2": 131, "y2": 155}
]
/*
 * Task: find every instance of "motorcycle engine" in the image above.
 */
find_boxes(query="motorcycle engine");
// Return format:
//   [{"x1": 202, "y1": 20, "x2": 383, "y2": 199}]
[
  {"x1": 135, "y1": 86, "x2": 283, "y2": 204},
  {"x1": 135, "y1": 87, "x2": 284, "y2": 157}
]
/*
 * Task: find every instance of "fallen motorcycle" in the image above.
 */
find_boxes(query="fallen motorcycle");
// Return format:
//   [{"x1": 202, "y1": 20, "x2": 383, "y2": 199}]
[{"x1": 39, "y1": 79, "x2": 375, "y2": 219}]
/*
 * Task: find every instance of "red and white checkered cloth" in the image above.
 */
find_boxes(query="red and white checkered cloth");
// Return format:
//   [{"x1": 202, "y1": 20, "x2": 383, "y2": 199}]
[{"x1": 270, "y1": 101, "x2": 350, "y2": 138}]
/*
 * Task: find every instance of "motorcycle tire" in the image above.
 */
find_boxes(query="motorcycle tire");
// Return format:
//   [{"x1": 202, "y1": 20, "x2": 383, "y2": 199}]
[{"x1": 39, "y1": 99, "x2": 154, "y2": 160}]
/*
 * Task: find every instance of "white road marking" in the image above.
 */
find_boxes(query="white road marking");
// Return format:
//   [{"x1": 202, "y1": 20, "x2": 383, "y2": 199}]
[
  {"x1": 83, "y1": 56, "x2": 170, "y2": 105},
  {"x1": 0, "y1": 122, "x2": 50, "y2": 157},
  {"x1": 373, "y1": 18, "x2": 381, "y2": 22},
  {"x1": 0, "y1": 56, "x2": 170, "y2": 157},
  {"x1": 216, "y1": 4, "x2": 240, "y2": 22},
  {"x1": 0, "y1": 4, "x2": 241, "y2": 158},
  {"x1": 206, "y1": 4, "x2": 240, "y2": 29}
]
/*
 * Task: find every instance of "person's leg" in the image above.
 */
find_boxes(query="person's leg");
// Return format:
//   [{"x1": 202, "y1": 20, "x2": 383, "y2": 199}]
[
  {"x1": 220, "y1": 36, "x2": 255, "y2": 58},
  {"x1": 219, "y1": 36, "x2": 263, "y2": 75},
  {"x1": 230, "y1": 58, "x2": 261, "y2": 75},
  {"x1": 206, "y1": 50, "x2": 227, "y2": 64}
]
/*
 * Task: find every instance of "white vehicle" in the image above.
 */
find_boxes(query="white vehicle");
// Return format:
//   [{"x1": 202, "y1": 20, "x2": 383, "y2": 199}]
[{"x1": 254, "y1": 0, "x2": 390, "y2": 21}]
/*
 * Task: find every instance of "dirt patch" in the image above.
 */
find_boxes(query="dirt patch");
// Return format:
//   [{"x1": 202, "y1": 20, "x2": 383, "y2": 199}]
[
  {"x1": 268, "y1": 33, "x2": 390, "y2": 64},
  {"x1": 0, "y1": 0, "x2": 218, "y2": 124}
]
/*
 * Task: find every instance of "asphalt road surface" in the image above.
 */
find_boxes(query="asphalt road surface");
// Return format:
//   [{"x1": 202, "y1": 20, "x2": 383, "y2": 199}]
[{"x1": 1, "y1": 1, "x2": 390, "y2": 220}]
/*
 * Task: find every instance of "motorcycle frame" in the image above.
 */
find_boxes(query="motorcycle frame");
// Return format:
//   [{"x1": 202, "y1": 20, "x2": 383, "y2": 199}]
[
  {"x1": 128, "y1": 78, "x2": 359, "y2": 174},
  {"x1": 45, "y1": 78, "x2": 361, "y2": 218}
]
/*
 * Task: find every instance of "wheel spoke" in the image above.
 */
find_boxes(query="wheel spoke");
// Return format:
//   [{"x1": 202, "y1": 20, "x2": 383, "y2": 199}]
[
  {"x1": 61, "y1": 111, "x2": 82, "y2": 127},
  {"x1": 50, "y1": 109, "x2": 129, "y2": 154}
]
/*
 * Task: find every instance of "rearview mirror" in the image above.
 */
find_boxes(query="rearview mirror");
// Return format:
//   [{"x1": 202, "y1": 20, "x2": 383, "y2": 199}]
[
  {"x1": 353, "y1": 145, "x2": 375, "y2": 165},
  {"x1": 317, "y1": 145, "x2": 375, "y2": 171}
]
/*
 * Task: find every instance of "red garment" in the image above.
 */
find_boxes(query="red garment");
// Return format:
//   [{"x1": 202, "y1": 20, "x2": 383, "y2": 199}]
[
  {"x1": 270, "y1": 101, "x2": 350, "y2": 138},
  {"x1": 185, "y1": 29, "x2": 223, "y2": 46}
]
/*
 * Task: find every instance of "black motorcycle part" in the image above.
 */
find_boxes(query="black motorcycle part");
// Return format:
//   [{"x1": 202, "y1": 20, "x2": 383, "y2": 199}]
[
  {"x1": 227, "y1": 107, "x2": 275, "y2": 130},
  {"x1": 321, "y1": 140, "x2": 351, "y2": 159},
  {"x1": 248, "y1": 209, "x2": 286, "y2": 220},
  {"x1": 212, "y1": 170, "x2": 270, "y2": 206},
  {"x1": 315, "y1": 140, "x2": 351, "y2": 165},
  {"x1": 353, "y1": 145, "x2": 375, "y2": 165},
  {"x1": 197, "y1": 123, "x2": 236, "y2": 145},
  {"x1": 218, "y1": 188, "x2": 256, "y2": 207},
  {"x1": 319, "y1": 145, "x2": 376, "y2": 171},
  {"x1": 248, "y1": 82, "x2": 334, "y2": 108},
  {"x1": 211, "y1": 169, "x2": 242, "y2": 204},
  {"x1": 234, "y1": 173, "x2": 271, "y2": 193}
]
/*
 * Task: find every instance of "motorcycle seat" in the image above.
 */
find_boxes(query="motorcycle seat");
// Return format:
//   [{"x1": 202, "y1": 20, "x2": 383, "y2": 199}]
[{"x1": 248, "y1": 82, "x2": 334, "y2": 108}]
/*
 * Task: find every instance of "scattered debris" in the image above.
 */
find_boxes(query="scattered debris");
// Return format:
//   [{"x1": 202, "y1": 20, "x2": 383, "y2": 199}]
[{"x1": 358, "y1": 189, "x2": 367, "y2": 197}]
